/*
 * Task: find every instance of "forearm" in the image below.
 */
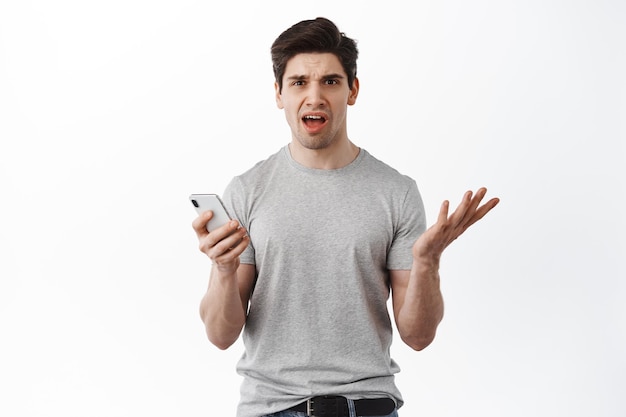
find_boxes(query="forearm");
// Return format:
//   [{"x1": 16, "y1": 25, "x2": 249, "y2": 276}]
[
  {"x1": 199, "y1": 266, "x2": 247, "y2": 350},
  {"x1": 396, "y1": 259, "x2": 444, "y2": 351}
]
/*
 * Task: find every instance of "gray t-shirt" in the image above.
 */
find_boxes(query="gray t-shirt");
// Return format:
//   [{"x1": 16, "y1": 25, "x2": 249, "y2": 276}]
[{"x1": 222, "y1": 146, "x2": 426, "y2": 417}]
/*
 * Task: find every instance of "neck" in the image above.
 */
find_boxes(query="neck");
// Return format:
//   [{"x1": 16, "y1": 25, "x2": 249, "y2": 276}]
[{"x1": 288, "y1": 139, "x2": 360, "y2": 170}]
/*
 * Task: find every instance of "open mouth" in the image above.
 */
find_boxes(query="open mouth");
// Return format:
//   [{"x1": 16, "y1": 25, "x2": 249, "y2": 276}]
[{"x1": 302, "y1": 113, "x2": 328, "y2": 132}]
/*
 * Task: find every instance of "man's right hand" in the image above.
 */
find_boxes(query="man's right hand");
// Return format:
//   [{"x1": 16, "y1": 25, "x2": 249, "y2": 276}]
[{"x1": 192, "y1": 210, "x2": 249, "y2": 273}]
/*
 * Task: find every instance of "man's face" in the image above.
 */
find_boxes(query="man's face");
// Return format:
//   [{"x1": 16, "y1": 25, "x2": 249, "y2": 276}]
[{"x1": 275, "y1": 53, "x2": 359, "y2": 151}]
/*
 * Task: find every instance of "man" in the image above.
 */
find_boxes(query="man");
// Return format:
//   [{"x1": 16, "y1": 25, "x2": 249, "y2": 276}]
[{"x1": 192, "y1": 17, "x2": 499, "y2": 417}]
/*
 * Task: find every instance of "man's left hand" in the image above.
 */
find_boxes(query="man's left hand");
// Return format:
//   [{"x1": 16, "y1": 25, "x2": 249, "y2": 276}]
[{"x1": 412, "y1": 187, "x2": 500, "y2": 264}]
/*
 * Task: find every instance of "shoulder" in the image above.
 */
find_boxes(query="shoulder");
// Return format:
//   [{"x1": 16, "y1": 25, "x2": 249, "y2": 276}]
[
  {"x1": 234, "y1": 147, "x2": 286, "y2": 184},
  {"x1": 223, "y1": 147, "x2": 288, "y2": 208},
  {"x1": 359, "y1": 149, "x2": 417, "y2": 189}
]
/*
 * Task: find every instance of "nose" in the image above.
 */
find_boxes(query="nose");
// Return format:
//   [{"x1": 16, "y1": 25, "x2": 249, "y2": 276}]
[{"x1": 305, "y1": 84, "x2": 326, "y2": 107}]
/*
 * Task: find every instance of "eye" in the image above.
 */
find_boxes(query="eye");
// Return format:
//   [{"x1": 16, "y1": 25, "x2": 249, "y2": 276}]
[
  {"x1": 292, "y1": 80, "x2": 305, "y2": 86},
  {"x1": 324, "y1": 79, "x2": 339, "y2": 85}
]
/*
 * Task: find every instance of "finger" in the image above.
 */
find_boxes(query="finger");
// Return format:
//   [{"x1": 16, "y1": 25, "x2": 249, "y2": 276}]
[
  {"x1": 464, "y1": 197, "x2": 500, "y2": 228},
  {"x1": 209, "y1": 220, "x2": 243, "y2": 243},
  {"x1": 437, "y1": 200, "x2": 450, "y2": 225},
  {"x1": 226, "y1": 233, "x2": 250, "y2": 257},
  {"x1": 447, "y1": 190, "x2": 474, "y2": 228},
  {"x1": 458, "y1": 187, "x2": 488, "y2": 227},
  {"x1": 191, "y1": 210, "x2": 214, "y2": 236},
  {"x1": 212, "y1": 232, "x2": 250, "y2": 263},
  {"x1": 209, "y1": 224, "x2": 248, "y2": 257}
]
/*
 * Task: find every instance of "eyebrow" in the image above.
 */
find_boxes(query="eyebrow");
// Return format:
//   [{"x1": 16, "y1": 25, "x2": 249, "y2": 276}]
[{"x1": 285, "y1": 73, "x2": 346, "y2": 81}]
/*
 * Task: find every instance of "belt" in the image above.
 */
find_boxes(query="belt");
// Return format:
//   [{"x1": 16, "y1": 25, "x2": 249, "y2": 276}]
[{"x1": 288, "y1": 395, "x2": 395, "y2": 417}]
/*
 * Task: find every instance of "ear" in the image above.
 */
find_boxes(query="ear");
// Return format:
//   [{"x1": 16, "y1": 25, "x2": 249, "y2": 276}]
[
  {"x1": 347, "y1": 77, "x2": 360, "y2": 106},
  {"x1": 275, "y1": 82, "x2": 284, "y2": 109}
]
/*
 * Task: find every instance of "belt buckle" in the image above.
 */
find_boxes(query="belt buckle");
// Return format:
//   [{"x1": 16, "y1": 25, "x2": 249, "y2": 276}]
[
  {"x1": 306, "y1": 397, "x2": 314, "y2": 416},
  {"x1": 306, "y1": 396, "x2": 341, "y2": 417}
]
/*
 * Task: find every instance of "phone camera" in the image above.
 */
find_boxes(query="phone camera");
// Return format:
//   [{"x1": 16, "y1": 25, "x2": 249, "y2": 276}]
[{"x1": 191, "y1": 199, "x2": 199, "y2": 207}]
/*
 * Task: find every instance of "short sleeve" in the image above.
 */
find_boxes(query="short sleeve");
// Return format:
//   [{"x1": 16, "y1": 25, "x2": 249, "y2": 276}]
[
  {"x1": 222, "y1": 176, "x2": 256, "y2": 265},
  {"x1": 386, "y1": 180, "x2": 427, "y2": 270}
]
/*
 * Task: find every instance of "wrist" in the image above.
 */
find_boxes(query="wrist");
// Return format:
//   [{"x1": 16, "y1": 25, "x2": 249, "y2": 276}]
[{"x1": 412, "y1": 255, "x2": 441, "y2": 274}]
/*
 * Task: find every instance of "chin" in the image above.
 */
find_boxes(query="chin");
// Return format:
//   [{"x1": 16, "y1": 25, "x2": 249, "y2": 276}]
[{"x1": 296, "y1": 134, "x2": 334, "y2": 151}]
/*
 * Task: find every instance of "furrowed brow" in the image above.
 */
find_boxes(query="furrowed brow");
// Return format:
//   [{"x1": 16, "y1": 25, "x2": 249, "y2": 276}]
[
  {"x1": 286, "y1": 75, "x2": 307, "y2": 82},
  {"x1": 322, "y1": 73, "x2": 345, "y2": 81}
]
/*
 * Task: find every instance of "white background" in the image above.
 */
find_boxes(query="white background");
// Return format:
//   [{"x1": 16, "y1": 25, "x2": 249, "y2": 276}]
[{"x1": 1, "y1": 0, "x2": 624, "y2": 416}]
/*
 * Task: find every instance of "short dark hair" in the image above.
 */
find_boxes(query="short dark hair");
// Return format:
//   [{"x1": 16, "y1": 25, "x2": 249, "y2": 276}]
[{"x1": 271, "y1": 17, "x2": 359, "y2": 93}]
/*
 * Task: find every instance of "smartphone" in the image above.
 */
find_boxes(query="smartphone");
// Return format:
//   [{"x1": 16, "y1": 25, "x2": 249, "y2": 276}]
[{"x1": 189, "y1": 194, "x2": 232, "y2": 232}]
